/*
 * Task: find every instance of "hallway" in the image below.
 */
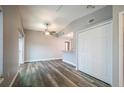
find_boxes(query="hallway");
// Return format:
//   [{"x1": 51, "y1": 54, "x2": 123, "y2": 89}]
[{"x1": 12, "y1": 60, "x2": 110, "y2": 87}]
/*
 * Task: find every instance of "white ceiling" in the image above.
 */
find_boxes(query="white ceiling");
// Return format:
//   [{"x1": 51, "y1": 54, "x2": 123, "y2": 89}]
[
  {"x1": 19, "y1": 5, "x2": 106, "y2": 32},
  {"x1": 60, "y1": 32, "x2": 74, "y2": 40}
]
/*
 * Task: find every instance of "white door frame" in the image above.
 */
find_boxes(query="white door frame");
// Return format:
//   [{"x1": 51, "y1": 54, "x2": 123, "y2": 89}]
[
  {"x1": 119, "y1": 11, "x2": 124, "y2": 87},
  {"x1": 0, "y1": 7, "x2": 3, "y2": 77},
  {"x1": 19, "y1": 29, "x2": 25, "y2": 65},
  {"x1": 75, "y1": 19, "x2": 112, "y2": 84}
]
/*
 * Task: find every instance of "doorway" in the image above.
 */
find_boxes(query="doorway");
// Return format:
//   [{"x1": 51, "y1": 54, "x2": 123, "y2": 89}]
[{"x1": 19, "y1": 29, "x2": 25, "y2": 65}]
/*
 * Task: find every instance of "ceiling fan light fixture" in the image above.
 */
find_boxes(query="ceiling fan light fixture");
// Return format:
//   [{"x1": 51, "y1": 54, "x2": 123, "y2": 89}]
[{"x1": 45, "y1": 31, "x2": 50, "y2": 35}]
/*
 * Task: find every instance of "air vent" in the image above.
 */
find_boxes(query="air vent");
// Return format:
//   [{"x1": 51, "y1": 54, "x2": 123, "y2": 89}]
[
  {"x1": 88, "y1": 18, "x2": 95, "y2": 24},
  {"x1": 86, "y1": 5, "x2": 95, "y2": 9}
]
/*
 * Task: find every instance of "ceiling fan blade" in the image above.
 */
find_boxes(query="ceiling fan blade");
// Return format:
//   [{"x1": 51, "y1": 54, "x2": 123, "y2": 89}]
[
  {"x1": 50, "y1": 31, "x2": 56, "y2": 35},
  {"x1": 50, "y1": 31, "x2": 56, "y2": 33}
]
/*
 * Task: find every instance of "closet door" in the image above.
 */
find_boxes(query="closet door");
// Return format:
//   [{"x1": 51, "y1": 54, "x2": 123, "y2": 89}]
[{"x1": 78, "y1": 22, "x2": 112, "y2": 84}]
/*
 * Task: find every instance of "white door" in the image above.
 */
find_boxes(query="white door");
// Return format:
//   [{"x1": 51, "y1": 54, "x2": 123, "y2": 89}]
[{"x1": 78, "y1": 21, "x2": 112, "y2": 84}]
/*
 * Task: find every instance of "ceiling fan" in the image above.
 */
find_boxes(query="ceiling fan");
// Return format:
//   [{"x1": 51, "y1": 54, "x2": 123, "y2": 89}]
[{"x1": 44, "y1": 23, "x2": 56, "y2": 36}]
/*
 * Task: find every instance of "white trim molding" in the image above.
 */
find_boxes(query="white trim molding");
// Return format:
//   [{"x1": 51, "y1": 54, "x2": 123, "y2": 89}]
[
  {"x1": 118, "y1": 11, "x2": 124, "y2": 87},
  {"x1": 75, "y1": 31, "x2": 79, "y2": 70},
  {"x1": 9, "y1": 71, "x2": 19, "y2": 87},
  {"x1": 62, "y1": 60, "x2": 76, "y2": 67},
  {"x1": 24, "y1": 58, "x2": 62, "y2": 63}
]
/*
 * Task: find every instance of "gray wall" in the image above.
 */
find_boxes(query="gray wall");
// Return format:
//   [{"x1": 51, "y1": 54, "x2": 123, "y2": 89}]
[
  {"x1": 24, "y1": 30, "x2": 65, "y2": 62},
  {"x1": 112, "y1": 5, "x2": 124, "y2": 87},
  {"x1": 62, "y1": 32, "x2": 76, "y2": 66},
  {"x1": 57, "y1": 6, "x2": 112, "y2": 36},
  {"x1": 62, "y1": 51, "x2": 76, "y2": 66},
  {"x1": 1, "y1": 6, "x2": 23, "y2": 86},
  {"x1": 59, "y1": 6, "x2": 112, "y2": 74},
  {"x1": 0, "y1": 7, "x2": 3, "y2": 76},
  {"x1": 60, "y1": 5, "x2": 124, "y2": 87}
]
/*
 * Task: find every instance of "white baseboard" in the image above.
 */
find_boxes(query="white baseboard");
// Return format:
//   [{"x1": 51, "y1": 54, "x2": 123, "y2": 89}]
[
  {"x1": 9, "y1": 70, "x2": 19, "y2": 87},
  {"x1": 62, "y1": 60, "x2": 76, "y2": 67},
  {"x1": 24, "y1": 58, "x2": 62, "y2": 63},
  {"x1": 0, "y1": 73, "x2": 3, "y2": 77},
  {"x1": 0, "y1": 78, "x2": 4, "y2": 84}
]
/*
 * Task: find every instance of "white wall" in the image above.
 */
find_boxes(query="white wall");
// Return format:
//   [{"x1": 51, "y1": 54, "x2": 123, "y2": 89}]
[
  {"x1": 2, "y1": 6, "x2": 23, "y2": 86},
  {"x1": 58, "y1": 6, "x2": 112, "y2": 68},
  {"x1": 62, "y1": 51, "x2": 76, "y2": 66},
  {"x1": 77, "y1": 21, "x2": 112, "y2": 84},
  {"x1": 62, "y1": 32, "x2": 76, "y2": 66},
  {"x1": 0, "y1": 8, "x2": 3, "y2": 76},
  {"x1": 24, "y1": 30, "x2": 65, "y2": 62},
  {"x1": 57, "y1": 6, "x2": 112, "y2": 36},
  {"x1": 19, "y1": 37, "x2": 24, "y2": 64}
]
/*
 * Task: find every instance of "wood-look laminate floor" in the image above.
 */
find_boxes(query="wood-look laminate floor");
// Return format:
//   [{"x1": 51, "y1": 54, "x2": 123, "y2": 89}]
[{"x1": 12, "y1": 60, "x2": 111, "y2": 87}]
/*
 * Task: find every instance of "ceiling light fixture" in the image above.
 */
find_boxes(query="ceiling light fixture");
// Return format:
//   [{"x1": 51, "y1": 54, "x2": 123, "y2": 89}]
[
  {"x1": 45, "y1": 31, "x2": 50, "y2": 35},
  {"x1": 44, "y1": 23, "x2": 50, "y2": 35},
  {"x1": 42, "y1": 23, "x2": 57, "y2": 36}
]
